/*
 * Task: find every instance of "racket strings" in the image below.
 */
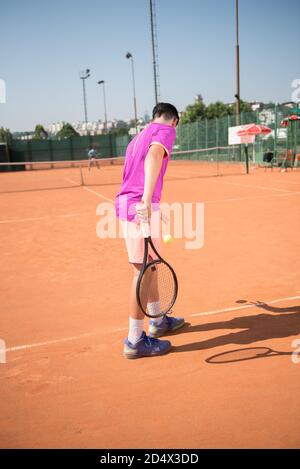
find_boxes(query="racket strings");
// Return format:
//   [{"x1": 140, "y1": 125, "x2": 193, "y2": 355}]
[{"x1": 139, "y1": 261, "x2": 177, "y2": 317}]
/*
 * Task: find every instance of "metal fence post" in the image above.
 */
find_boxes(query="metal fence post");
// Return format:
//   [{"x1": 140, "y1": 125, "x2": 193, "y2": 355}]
[
  {"x1": 49, "y1": 139, "x2": 54, "y2": 168},
  {"x1": 27, "y1": 140, "x2": 32, "y2": 163},
  {"x1": 274, "y1": 104, "x2": 278, "y2": 163}
]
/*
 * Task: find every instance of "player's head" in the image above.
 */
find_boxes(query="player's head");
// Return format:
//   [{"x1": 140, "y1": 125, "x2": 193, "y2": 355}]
[{"x1": 152, "y1": 103, "x2": 179, "y2": 127}]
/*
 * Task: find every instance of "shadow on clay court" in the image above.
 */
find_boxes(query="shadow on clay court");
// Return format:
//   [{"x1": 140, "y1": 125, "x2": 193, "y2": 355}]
[
  {"x1": 173, "y1": 302, "x2": 300, "y2": 355},
  {"x1": 204, "y1": 347, "x2": 293, "y2": 364}
]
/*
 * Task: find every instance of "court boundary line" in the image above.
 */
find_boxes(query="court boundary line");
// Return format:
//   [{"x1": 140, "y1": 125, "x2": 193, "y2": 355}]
[
  {"x1": 189, "y1": 295, "x2": 300, "y2": 317},
  {"x1": 64, "y1": 176, "x2": 115, "y2": 203},
  {"x1": 1, "y1": 189, "x2": 300, "y2": 225},
  {"x1": 249, "y1": 176, "x2": 300, "y2": 186},
  {"x1": 0, "y1": 211, "x2": 93, "y2": 224},
  {"x1": 5, "y1": 294, "x2": 300, "y2": 354},
  {"x1": 185, "y1": 176, "x2": 299, "y2": 194}
]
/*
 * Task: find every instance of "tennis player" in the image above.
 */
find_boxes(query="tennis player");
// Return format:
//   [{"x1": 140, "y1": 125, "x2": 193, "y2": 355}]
[
  {"x1": 116, "y1": 103, "x2": 185, "y2": 359},
  {"x1": 88, "y1": 147, "x2": 100, "y2": 170}
]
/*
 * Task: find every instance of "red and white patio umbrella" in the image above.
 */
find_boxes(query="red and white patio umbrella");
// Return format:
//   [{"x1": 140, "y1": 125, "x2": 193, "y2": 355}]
[
  {"x1": 236, "y1": 124, "x2": 272, "y2": 174},
  {"x1": 280, "y1": 119, "x2": 289, "y2": 128},
  {"x1": 237, "y1": 123, "x2": 272, "y2": 137},
  {"x1": 280, "y1": 115, "x2": 300, "y2": 127}
]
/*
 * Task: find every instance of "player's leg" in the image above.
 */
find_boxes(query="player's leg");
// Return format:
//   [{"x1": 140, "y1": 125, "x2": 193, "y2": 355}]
[
  {"x1": 128, "y1": 262, "x2": 144, "y2": 343},
  {"x1": 121, "y1": 220, "x2": 172, "y2": 358},
  {"x1": 146, "y1": 259, "x2": 161, "y2": 317},
  {"x1": 147, "y1": 211, "x2": 185, "y2": 338}
]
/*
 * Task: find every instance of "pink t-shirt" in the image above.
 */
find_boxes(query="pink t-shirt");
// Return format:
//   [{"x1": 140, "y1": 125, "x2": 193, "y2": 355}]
[{"x1": 116, "y1": 122, "x2": 176, "y2": 221}]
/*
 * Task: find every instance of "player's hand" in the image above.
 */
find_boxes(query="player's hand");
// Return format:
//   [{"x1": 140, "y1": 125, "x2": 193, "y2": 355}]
[{"x1": 136, "y1": 201, "x2": 151, "y2": 223}]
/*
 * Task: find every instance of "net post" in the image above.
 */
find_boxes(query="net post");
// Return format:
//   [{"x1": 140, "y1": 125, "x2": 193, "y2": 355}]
[
  {"x1": 245, "y1": 144, "x2": 249, "y2": 174},
  {"x1": 274, "y1": 103, "x2": 278, "y2": 164},
  {"x1": 79, "y1": 161, "x2": 84, "y2": 186}
]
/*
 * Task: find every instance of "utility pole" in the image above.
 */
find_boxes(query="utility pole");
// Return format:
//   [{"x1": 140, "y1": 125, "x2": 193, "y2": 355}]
[
  {"x1": 235, "y1": 0, "x2": 241, "y2": 126},
  {"x1": 149, "y1": 0, "x2": 160, "y2": 104}
]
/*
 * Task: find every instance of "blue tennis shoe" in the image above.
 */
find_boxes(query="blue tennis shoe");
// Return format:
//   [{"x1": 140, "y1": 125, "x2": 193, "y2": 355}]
[
  {"x1": 123, "y1": 331, "x2": 172, "y2": 359},
  {"x1": 148, "y1": 315, "x2": 185, "y2": 338}
]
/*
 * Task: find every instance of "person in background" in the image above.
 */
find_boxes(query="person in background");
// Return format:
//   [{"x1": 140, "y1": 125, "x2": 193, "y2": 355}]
[{"x1": 88, "y1": 147, "x2": 100, "y2": 171}]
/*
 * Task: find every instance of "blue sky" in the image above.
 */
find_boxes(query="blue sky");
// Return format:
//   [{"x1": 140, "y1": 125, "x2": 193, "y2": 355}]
[{"x1": 1, "y1": 0, "x2": 299, "y2": 131}]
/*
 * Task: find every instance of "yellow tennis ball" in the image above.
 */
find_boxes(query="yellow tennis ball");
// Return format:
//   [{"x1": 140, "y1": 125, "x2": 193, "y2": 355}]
[{"x1": 163, "y1": 234, "x2": 173, "y2": 244}]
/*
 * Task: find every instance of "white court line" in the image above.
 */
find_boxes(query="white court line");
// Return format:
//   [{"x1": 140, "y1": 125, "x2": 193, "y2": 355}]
[
  {"x1": 63, "y1": 176, "x2": 114, "y2": 203},
  {"x1": 0, "y1": 216, "x2": 49, "y2": 224},
  {"x1": 167, "y1": 168, "x2": 299, "y2": 193},
  {"x1": 166, "y1": 170, "x2": 300, "y2": 194},
  {"x1": 204, "y1": 190, "x2": 300, "y2": 204},
  {"x1": 63, "y1": 177, "x2": 79, "y2": 185},
  {"x1": 251, "y1": 177, "x2": 300, "y2": 186},
  {"x1": 66, "y1": 174, "x2": 300, "y2": 204},
  {"x1": 6, "y1": 327, "x2": 128, "y2": 352},
  {"x1": 189, "y1": 295, "x2": 300, "y2": 317},
  {"x1": 82, "y1": 185, "x2": 114, "y2": 203},
  {"x1": 0, "y1": 212, "x2": 92, "y2": 224},
  {"x1": 2, "y1": 189, "x2": 300, "y2": 225},
  {"x1": 204, "y1": 178, "x2": 297, "y2": 194},
  {"x1": 5, "y1": 294, "x2": 300, "y2": 354},
  {"x1": 6, "y1": 331, "x2": 99, "y2": 352}
]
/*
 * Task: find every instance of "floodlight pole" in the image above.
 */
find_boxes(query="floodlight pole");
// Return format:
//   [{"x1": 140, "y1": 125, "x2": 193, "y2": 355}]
[
  {"x1": 235, "y1": 0, "x2": 241, "y2": 126},
  {"x1": 126, "y1": 52, "x2": 138, "y2": 133},
  {"x1": 98, "y1": 80, "x2": 108, "y2": 133},
  {"x1": 80, "y1": 69, "x2": 91, "y2": 134},
  {"x1": 82, "y1": 79, "x2": 88, "y2": 124},
  {"x1": 149, "y1": 0, "x2": 159, "y2": 104}
]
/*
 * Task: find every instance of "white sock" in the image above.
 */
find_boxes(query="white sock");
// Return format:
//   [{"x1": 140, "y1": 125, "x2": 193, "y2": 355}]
[
  {"x1": 128, "y1": 317, "x2": 144, "y2": 345},
  {"x1": 148, "y1": 302, "x2": 164, "y2": 325}
]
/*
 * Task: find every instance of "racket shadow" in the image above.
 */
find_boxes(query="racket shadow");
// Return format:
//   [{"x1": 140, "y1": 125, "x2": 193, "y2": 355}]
[{"x1": 205, "y1": 347, "x2": 293, "y2": 365}]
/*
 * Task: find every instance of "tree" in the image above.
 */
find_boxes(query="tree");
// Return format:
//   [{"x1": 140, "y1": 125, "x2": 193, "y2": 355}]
[
  {"x1": 239, "y1": 100, "x2": 252, "y2": 113},
  {"x1": 205, "y1": 101, "x2": 231, "y2": 120},
  {"x1": 180, "y1": 101, "x2": 206, "y2": 124},
  {"x1": 116, "y1": 120, "x2": 128, "y2": 129},
  {"x1": 56, "y1": 123, "x2": 79, "y2": 139},
  {"x1": 0, "y1": 127, "x2": 12, "y2": 143},
  {"x1": 180, "y1": 99, "x2": 253, "y2": 124},
  {"x1": 33, "y1": 124, "x2": 48, "y2": 140},
  {"x1": 109, "y1": 127, "x2": 129, "y2": 136}
]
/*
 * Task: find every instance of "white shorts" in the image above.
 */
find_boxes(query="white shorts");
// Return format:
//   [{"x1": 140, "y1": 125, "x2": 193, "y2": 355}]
[{"x1": 120, "y1": 210, "x2": 161, "y2": 264}]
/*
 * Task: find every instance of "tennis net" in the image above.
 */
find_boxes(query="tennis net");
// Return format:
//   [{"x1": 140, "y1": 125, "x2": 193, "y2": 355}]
[
  {"x1": 0, "y1": 146, "x2": 249, "y2": 194},
  {"x1": 0, "y1": 157, "x2": 124, "y2": 193},
  {"x1": 170, "y1": 145, "x2": 247, "y2": 177}
]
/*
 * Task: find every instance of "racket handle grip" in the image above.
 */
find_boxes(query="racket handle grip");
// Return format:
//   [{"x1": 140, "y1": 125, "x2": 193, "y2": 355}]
[{"x1": 141, "y1": 221, "x2": 151, "y2": 238}]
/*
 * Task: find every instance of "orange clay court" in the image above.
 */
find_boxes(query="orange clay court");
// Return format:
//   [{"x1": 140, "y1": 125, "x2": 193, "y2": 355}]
[{"x1": 0, "y1": 161, "x2": 300, "y2": 449}]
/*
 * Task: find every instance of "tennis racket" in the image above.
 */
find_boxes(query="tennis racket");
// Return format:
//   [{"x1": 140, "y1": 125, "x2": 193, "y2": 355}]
[{"x1": 136, "y1": 220, "x2": 178, "y2": 319}]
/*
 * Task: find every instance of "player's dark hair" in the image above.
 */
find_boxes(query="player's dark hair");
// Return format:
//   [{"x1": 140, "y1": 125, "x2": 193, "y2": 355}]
[{"x1": 152, "y1": 103, "x2": 179, "y2": 124}]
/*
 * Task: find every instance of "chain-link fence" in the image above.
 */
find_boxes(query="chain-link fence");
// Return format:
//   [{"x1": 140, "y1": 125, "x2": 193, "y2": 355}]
[
  {"x1": 175, "y1": 105, "x2": 300, "y2": 167},
  {"x1": 4, "y1": 105, "x2": 300, "y2": 170},
  {"x1": 7, "y1": 134, "x2": 130, "y2": 164}
]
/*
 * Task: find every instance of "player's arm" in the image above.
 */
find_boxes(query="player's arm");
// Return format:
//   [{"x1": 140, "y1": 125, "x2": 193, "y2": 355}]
[
  {"x1": 144, "y1": 143, "x2": 165, "y2": 202},
  {"x1": 136, "y1": 144, "x2": 165, "y2": 221}
]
